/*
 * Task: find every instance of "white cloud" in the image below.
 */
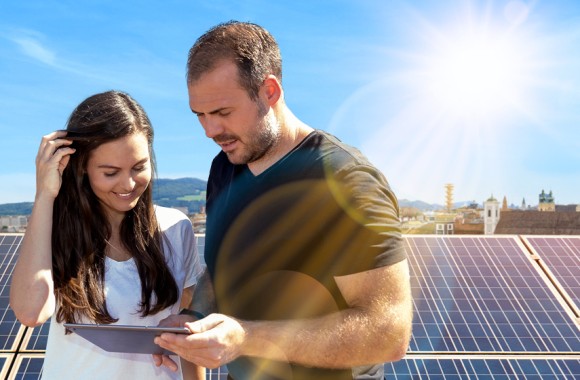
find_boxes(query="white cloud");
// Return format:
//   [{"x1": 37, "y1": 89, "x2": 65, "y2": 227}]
[{"x1": 9, "y1": 33, "x2": 57, "y2": 66}]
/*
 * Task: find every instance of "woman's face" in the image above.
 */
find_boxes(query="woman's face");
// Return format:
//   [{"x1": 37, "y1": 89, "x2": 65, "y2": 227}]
[{"x1": 85, "y1": 132, "x2": 151, "y2": 223}]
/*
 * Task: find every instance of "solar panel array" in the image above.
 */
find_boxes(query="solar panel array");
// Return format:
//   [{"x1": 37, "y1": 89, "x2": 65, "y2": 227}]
[
  {"x1": 1, "y1": 233, "x2": 579, "y2": 379},
  {"x1": 385, "y1": 357, "x2": 580, "y2": 378},
  {"x1": 388, "y1": 235, "x2": 579, "y2": 378},
  {"x1": 0, "y1": 234, "x2": 25, "y2": 355},
  {"x1": 404, "y1": 236, "x2": 578, "y2": 353},
  {"x1": 522, "y1": 236, "x2": 580, "y2": 317}
]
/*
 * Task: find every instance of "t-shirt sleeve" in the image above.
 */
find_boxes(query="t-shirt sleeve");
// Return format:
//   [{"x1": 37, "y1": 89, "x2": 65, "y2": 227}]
[
  {"x1": 180, "y1": 218, "x2": 204, "y2": 288},
  {"x1": 337, "y1": 164, "x2": 407, "y2": 269}
]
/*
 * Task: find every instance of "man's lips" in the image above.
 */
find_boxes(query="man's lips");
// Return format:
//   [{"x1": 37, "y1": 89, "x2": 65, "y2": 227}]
[{"x1": 218, "y1": 139, "x2": 238, "y2": 152}]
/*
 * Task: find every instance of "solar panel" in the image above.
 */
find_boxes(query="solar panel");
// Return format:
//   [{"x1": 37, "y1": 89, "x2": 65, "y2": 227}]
[
  {"x1": 406, "y1": 236, "x2": 580, "y2": 353},
  {"x1": 522, "y1": 236, "x2": 580, "y2": 317},
  {"x1": 6, "y1": 354, "x2": 44, "y2": 380},
  {"x1": 3, "y1": 232, "x2": 580, "y2": 379},
  {"x1": 0, "y1": 234, "x2": 26, "y2": 351},
  {"x1": 0, "y1": 354, "x2": 13, "y2": 379},
  {"x1": 21, "y1": 323, "x2": 49, "y2": 352},
  {"x1": 384, "y1": 357, "x2": 580, "y2": 379},
  {"x1": 206, "y1": 366, "x2": 229, "y2": 379}
]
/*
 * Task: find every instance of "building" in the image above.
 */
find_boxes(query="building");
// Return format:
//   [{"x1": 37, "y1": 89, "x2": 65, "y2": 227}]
[
  {"x1": 494, "y1": 190, "x2": 580, "y2": 234},
  {"x1": 483, "y1": 195, "x2": 500, "y2": 235},
  {"x1": 538, "y1": 189, "x2": 556, "y2": 212},
  {"x1": 494, "y1": 208, "x2": 580, "y2": 235},
  {"x1": 0, "y1": 215, "x2": 28, "y2": 232}
]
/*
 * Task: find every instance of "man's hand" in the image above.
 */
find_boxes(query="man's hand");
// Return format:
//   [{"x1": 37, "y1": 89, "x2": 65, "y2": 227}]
[
  {"x1": 155, "y1": 313, "x2": 247, "y2": 369},
  {"x1": 152, "y1": 314, "x2": 195, "y2": 371}
]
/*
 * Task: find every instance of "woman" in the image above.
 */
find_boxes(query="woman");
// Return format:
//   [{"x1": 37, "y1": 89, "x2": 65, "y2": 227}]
[{"x1": 10, "y1": 90, "x2": 204, "y2": 379}]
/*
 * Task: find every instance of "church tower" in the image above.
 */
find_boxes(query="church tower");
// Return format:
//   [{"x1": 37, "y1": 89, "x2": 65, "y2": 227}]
[
  {"x1": 502, "y1": 196, "x2": 509, "y2": 211},
  {"x1": 538, "y1": 189, "x2": 556, "y2": 212},
  {"x1": 484, "y1": 195, "x2": 500, "y2": 235}
]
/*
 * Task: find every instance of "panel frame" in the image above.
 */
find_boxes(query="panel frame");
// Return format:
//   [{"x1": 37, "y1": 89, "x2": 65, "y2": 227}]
[{"x1": 521, "y1": 235, "x2": 580, "y2": 320}]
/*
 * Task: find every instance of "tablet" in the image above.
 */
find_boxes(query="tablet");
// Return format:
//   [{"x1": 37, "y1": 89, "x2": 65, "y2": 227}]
[{"x1": 64, "y1": 323, "x2": 190, "y2": 355}]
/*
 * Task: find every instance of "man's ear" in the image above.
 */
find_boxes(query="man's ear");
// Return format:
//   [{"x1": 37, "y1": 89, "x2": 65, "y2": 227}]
[{"x1": 261, "y1": 75, "x2": 282, "y2": 106}]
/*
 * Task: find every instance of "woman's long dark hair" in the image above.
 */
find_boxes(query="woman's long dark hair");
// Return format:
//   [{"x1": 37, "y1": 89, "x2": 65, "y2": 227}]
[{"x1": 52, "y1": 90, "x2": 179, "y2": 324}]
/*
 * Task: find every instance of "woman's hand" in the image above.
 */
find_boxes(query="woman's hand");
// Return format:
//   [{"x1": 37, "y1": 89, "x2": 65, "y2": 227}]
[{"x1": 35, "y1": 130, "x2": 75, "y2": 199}]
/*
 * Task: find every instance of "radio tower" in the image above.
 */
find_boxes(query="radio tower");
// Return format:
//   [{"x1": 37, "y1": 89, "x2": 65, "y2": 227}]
[{"x1": 445, "y1": 184, "x2": 454, "y2": 212}]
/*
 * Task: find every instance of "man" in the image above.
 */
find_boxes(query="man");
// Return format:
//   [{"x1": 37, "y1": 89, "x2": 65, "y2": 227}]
[{"x1": 155, "y1": 21, "x2": 412, "y2": 379}]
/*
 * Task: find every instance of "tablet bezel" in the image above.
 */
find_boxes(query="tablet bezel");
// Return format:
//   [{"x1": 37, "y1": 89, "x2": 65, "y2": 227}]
[{"x1": 64, "y1": 323, "x2": 190, "y2": 355}]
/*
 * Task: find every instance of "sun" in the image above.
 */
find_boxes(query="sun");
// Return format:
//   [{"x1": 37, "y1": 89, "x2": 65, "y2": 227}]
[
  {"x1": 424, "y1": 32, "x2": 526, "y2": 119},
  {"x1": 327, "y1": 1, "x2": 548, "y2": 204}
]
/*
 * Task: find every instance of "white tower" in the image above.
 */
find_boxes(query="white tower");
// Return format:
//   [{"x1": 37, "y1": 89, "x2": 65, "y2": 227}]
[{"x1": 484, "y1": 195, "x2": 500, "y2": 235}]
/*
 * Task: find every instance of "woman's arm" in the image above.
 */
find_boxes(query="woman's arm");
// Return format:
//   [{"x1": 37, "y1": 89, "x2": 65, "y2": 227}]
[
  {"x1": 185, "y1": 267, "x2": 217, "y2": 317},
  {"x1": 10, "y1": 195, "x2": 57, "y2": 326},
  {"x1": 180, "y1": 356, "x2": 206, "y2": 380},
  {"x1": 9, "y1": 131, "x2": 74, "y2": 326},
  {"x1": 178, "y1": 285, "x2": 207, "y2": 379}
]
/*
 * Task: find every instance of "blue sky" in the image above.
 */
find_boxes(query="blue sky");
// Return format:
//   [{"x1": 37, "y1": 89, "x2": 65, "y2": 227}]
[{"x1": 1, "y1": 0, "x2": 579, "y2": 206}]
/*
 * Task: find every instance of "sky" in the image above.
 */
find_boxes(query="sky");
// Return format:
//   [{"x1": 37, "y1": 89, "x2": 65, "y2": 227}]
[{"x1": 1, "y1": 0, "x2": 579, "y2": 206}]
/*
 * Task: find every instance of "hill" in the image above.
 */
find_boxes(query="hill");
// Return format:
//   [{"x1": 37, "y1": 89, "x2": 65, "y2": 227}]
[
  {"x1": 0, "y1": 178, "x2": 477, "y2": 216},
  {"x1": 152, "y1": 177, "x2": 207, "y2": 213},
  {"x1": 399, "y1": 199, "x2": 483, "y2": 211},
  {"x1": 399, "y1": 199, "x2": 442, "y2": 211},
  {"x1": 0, "y1": 177, "x2": 208, "y2": 216},
  {"x1": 0, "y1": 202, "x2": 34, "y2": 216}
]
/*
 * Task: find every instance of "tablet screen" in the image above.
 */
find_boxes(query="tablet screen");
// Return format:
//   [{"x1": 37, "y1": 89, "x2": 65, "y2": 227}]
[{"x1": 64, "y1": 323, "x2": 190, "y2": 355}]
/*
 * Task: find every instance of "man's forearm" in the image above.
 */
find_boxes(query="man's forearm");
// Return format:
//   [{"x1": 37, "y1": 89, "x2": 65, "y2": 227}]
[
  {"x1": 240, "y1": 302, "x2": 411, "y2": 368},
  {"x1": 240, "y1": 262, "x2": 413, "y2": 368}
]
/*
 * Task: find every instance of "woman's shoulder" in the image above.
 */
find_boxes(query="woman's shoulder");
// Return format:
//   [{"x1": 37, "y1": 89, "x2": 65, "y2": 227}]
[{"x1": 154, "y1": 205, "x2": 191, "y2": 231}]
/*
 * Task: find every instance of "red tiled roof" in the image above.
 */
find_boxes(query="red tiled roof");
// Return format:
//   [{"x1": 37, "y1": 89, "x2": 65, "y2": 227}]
[{"x1": 494, "y1": 210, "x2": 580, "y2": 235}]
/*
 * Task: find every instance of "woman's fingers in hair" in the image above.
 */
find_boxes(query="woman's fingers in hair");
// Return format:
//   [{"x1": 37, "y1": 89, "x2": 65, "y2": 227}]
[
  {"x1": 38, "y1": 131, "x2": 75, "y2": 161},
  {"x1": 35, "y1": 131, "x2": 76, "y2": 198}
]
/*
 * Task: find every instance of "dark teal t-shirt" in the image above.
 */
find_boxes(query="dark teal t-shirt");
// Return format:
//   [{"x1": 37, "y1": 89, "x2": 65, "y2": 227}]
[{"x1": 204, "y1": 130, "x2": 406, "y2": 379}]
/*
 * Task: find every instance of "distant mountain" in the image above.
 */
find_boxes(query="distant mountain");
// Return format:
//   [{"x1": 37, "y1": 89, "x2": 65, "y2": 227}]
[
  {"x1": 0, "y1": 178, "x2": 481, "y2": 215},
  {"x1": 0, "y1": 177, "x2": 209, "y2": 216},
  {"x1": 399, "y1": 199, "x2": 442, "y2": 211},
  {"x1": 0, "y1": 202, "x2": 33, "y2": 216},
  {"x1": 153, "y1": 177, "x2": 207, "y2": 200},
  {"x1": 152, "y1": 177, "x2": 207, "y2": 213},
  {"x1": 399, "y1": 199, "x2": 480, "y2": 211}
]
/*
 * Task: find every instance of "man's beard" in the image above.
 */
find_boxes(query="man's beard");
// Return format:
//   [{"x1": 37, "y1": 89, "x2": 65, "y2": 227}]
[{"x1": 227, "y1": 101, "x2": 280, "y2": 165}]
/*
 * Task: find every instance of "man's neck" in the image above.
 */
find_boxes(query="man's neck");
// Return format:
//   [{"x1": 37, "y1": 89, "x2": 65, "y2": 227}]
[{"x1": 247, "y1": 107, "x2": 313, "y2": 176}]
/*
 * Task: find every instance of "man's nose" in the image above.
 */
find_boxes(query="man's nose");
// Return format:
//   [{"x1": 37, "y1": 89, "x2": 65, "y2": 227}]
[{"x1": 201, "y1": 116, "x2": 224, "y2": 139}]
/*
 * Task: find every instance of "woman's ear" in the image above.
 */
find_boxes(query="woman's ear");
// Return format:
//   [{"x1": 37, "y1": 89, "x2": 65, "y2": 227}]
[{"x1": 261, "y1": 75, "x2": 282, "y2": 106}]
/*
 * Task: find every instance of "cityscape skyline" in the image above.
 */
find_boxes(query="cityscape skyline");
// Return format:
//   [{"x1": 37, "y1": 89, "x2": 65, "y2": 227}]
[{"x1": 1, "y1": 0, "x2": 579, "y2": 205}]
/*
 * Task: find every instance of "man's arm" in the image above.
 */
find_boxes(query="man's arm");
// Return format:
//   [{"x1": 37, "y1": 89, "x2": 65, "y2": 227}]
[
  {"x1": 156, "y1": 259, "x2": 412, "y2": 369},
  {"x1": 243, "y1": 259, "x2": 412, "y2": 366}
]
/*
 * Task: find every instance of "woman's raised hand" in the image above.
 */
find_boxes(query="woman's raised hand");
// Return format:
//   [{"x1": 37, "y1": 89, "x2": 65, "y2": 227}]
[{"x1": 35, "y1": 130, "x2": 75, "y2": 200}]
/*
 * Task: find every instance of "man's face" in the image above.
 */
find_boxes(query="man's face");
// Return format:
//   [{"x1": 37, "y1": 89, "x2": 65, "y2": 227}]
[{"x1": 188, "y1": 60, "x2": 279, "y2": 166}]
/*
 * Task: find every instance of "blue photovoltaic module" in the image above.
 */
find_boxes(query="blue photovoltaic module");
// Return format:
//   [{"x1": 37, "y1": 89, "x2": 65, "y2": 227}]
[
  {"x1": 522, "y1": 235, "x2": 580, "y2": 316},
  {"x1": 2, "y1": 233, "x2": 579, "y2": 379}
]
